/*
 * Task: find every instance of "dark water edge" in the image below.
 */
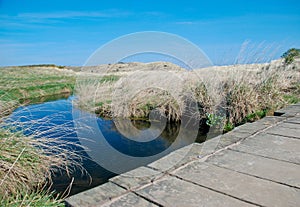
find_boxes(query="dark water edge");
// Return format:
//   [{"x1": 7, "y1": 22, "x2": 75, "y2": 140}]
[
  {"x1": 19, "y1": 92, "x2": 71, "y2": 105},
  {"x1": 0, "y1": 93, "x2": 72, "y2": 117},
  {"x1": 8, "y1": 95, "x2": 215, "y2": 197}
]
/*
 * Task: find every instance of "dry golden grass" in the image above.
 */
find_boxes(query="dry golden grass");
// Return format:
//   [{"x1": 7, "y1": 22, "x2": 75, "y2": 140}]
[
  {"x1": 75, "y1": 60, "x2": 300, "y2": 128},
  {"x1": 190, "y1": 61, "x2": 299, "y2": 125},
  {"x1": 0, "y1": 104, "x2": 87, "y2": 205}
]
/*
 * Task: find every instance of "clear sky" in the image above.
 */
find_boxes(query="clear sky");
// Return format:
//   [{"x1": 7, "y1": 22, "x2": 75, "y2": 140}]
[{"x1": 1, "y1": 0, "x2": 300, "y2": 66}]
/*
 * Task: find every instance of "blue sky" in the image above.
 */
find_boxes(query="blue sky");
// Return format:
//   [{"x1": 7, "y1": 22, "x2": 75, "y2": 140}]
[{"x1": 0, "y1": 0, "x2": 300, "y2": 66}]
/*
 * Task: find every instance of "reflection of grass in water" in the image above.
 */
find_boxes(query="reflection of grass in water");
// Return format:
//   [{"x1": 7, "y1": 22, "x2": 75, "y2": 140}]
[
  {"x1": 19, "y1": 93, "x2": 71, "y2": 105},
  {"x1": 108, "y1": 116, "x2": 211, "y2": 149},
  {"x1": 113, "y1": 118, "x2": 199, "y2": 145},
  {"x1": 130, "y1": 119, "x2": 151, "y2": 130},
  {"x1": 109, "y1": 118, "x2": 180, "y2": 143},
  {"x1": 131, "y1": 119, "x2": 180, "y2": 144}
]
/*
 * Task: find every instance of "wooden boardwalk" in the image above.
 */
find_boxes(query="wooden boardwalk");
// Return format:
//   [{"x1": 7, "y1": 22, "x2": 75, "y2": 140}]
[{"x1": 66, "y1": 103, "x2": 300, "y2": 207}]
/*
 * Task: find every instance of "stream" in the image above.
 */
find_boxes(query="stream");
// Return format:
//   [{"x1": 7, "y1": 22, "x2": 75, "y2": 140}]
[{"x1": 7, "y1": 95, "x2": 209, "y2": 196}]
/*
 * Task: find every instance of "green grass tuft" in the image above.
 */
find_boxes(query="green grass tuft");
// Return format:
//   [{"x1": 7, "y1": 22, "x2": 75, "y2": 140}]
[{"x1": 0, "y1": 190, "x2": 64, "y2": 207}]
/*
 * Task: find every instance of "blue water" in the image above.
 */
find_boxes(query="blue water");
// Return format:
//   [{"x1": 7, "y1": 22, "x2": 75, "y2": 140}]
[{"x1": 8, "y1": 96, "x2": 205, "y2": 195}]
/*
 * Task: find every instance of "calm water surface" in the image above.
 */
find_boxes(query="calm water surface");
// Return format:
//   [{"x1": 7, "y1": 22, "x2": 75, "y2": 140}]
[{"x1": 8, "y1": 96, "x2": 208, "y2": 195}]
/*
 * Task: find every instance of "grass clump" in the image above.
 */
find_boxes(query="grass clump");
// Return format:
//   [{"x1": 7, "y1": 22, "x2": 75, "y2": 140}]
[
  {"x1": 100, "y1": 75, "x2": 120, "y2": 83},
  {"x1": 0, "y1": 103, "x2": 84, "y2": 206},
  {"x1": 75, "y1": 70, "x2": 184, "y2": 121},
  {"x1": 281, "y1": 48, "x2": 300, "y2": 65},
  {"x1": 283, "y1": 94, "x2": 300, "y2": 104},
  {"x1": 76, "y1": 59, "x2": 299, "y2": 133},
  {"x1": 244, "y1": 109, "x2": 268, "y2": 122},
  {"x1": 1, "y1": 190, "x2": 64, "y2": 207}
]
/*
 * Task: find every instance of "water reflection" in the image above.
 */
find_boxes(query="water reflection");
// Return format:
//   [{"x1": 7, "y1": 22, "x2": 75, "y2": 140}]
[{"x1": 8, "y1": 96, "x2": 209, "y2": 195}]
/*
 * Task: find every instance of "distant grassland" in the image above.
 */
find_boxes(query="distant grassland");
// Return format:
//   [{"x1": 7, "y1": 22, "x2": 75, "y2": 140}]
[{"x1": 0, "y1": 66, "x2": 76, "y2": 112}]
